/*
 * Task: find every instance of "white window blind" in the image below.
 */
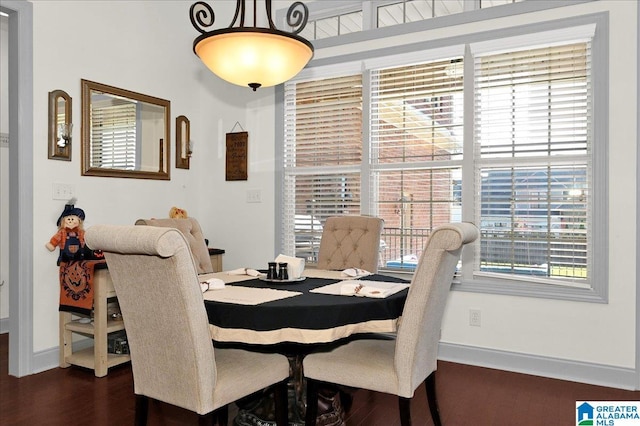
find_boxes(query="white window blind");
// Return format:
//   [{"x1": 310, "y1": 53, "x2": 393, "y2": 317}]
[
  {"x1": 370, "y1": 58, "x2": 465, "y2": 270},
  {"x1": 283, "y1": 74, "x2": 363, "y2": 261},
  {"x1": 473, "y1": 42, "x2": 591, "y2": 284},
  {"x1": 90, "y1": 101, "x2": 137, "y2": 170}
]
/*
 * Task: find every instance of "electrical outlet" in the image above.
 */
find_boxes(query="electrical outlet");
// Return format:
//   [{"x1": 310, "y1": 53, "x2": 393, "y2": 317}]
[
  {"x1": 469, "y1": 309, "x2": 481, "y2": 327},
  {"x1": 246, "y1": 189, "x2": 262, "y2": 203}
]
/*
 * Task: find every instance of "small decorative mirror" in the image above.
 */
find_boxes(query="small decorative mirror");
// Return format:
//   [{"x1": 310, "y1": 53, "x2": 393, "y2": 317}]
[
  {"x1": 176, "y1": 115, "x2": 191, "y2": 169},
  {"x1": 48, "y1": 89, "x2": 72, "y2": 161},
  {"x1": 81, "y1": 79, "x2": 171, "y2": 180}
]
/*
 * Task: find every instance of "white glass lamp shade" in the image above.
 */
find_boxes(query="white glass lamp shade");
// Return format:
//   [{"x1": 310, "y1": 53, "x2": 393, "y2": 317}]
[{"x1": 194, "y1": 28, "x2": 313, "y2": 89}]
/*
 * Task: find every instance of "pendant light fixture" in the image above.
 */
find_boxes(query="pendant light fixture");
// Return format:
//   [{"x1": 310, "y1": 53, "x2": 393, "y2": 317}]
[{"x1": 190, "y1": 1, "x2": 314, "y2": 91}]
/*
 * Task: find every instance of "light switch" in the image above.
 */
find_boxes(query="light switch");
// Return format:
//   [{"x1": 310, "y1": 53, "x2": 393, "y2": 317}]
[
  {"x1": 53, "y1": 183, "x2": 75, "y2": 200},
  {"x1": 246, "y1": 189, "x2": 262, "y2": 203}
]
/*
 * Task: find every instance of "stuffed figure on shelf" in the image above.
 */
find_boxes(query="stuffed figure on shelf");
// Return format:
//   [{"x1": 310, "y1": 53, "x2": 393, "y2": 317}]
[
  {"x1": 169, "y1": 206, "x2": 188, "y2": 219},
  {"x1": 46, "y1": 198, "x2": 86, "y2": 266}
]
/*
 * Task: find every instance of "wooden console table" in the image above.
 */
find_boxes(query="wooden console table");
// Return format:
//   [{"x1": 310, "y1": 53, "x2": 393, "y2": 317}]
[
  {"x1": 60, "y1": 247, "x2": 225, "y2": 377},
  {"x1": 59, "y1": 268, "x2": 130, "y2": 377},
  {"x1": 208, "y1": 248, "x2": 225, "y2": 272}
]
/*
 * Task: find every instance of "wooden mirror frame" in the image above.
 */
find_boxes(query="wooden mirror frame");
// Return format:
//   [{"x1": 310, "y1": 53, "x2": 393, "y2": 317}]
[
  {"x1": 48, "y1": 89, "x2": 72, "y2": 161},
  {"x1": 81, "y1": 79, "x2": 171, "y2": 180},
  {"x1": 176, "y1": 115, "x2": 191, "y2": 169}
]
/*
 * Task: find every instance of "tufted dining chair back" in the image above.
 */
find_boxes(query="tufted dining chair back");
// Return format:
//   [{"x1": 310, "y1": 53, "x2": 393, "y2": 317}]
[
  {"x1": 135, "y1": 217, "x2": 213, "y2": 274},
  {"x1": 316, "y1": 215, "x2": 384, "y2": 273},
  {"x1": 304, "y1": 222, "x2": 479, "y2": 426},
  {"x1": 85, "y1": 225, "x2": 289, "y2": 426}
]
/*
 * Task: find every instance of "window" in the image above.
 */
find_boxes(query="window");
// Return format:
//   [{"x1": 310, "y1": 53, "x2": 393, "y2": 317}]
[
  {"x1": 282, "y1": 19, "x2": 606, "y2": 301},
  {"x1": 480, "y1": 0, "x2": 523, "y2": 8},
  {"x1": 377, "y1": 0, "x2": 464, "y2": 27},
  {"x1": 370, "y1": 59, "x2": 464, "y2": 269},
  {"x1": 90, "y1": 100, "x2": 138, "y2": 170},
  {"x1": 300, "y1": 11, "x2": 363, "y2": 40},
  {"x1": 473, "y1": 42, "x2": 591, "y2": 284},
  {"x1": 283, "y1": 74, "x2": 363, "y2": 261},
  {"x1": 375, "y1": 0, "x2": 524, "y2": 28},
  {"x1": 294, "y1": 0, "x2": 524, "y2": 40}
]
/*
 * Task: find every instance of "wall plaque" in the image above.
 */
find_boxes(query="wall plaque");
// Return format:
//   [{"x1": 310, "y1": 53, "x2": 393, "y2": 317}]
[{"x1": 225, "y1": 131, "x2": 248, "y2": 181}]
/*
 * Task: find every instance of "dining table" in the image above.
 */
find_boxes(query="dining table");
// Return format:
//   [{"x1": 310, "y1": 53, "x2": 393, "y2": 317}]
[{"x1": 198, "y1": 268, "x2": 410, "y2": 426}]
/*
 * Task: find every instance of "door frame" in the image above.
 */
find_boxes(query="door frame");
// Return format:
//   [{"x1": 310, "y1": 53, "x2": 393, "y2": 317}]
[{"x1": 2, "y1": 0, "x2": 34, "y2": 377}]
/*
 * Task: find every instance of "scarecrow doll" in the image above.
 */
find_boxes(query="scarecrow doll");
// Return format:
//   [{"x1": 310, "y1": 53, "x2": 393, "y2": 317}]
[{"x1": 46, "y1": 199, "x2": 86, "y2": 265}]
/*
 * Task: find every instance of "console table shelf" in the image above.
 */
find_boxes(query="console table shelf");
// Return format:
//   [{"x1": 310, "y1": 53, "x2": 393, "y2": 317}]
[
  {"x1": 64, "y1": 317, "x2": 126, "y2": 335},
  {"x1": 64, "y1": 346, "x2": 130, "y2": 371}
]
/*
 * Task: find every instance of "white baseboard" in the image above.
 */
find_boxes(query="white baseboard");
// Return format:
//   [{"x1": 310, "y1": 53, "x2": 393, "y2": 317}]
[
  {"x1": 0, "y1": 317, "x2": 8, "y2": 334},
  {"x1": 32, "y1": 338, "x2": 93, "y2": 374},
  {"x1": 438, "y1": 342, "x2": 638, "y2": 391},
  {"x1": 19, "y1": 337, "x2": 639, "y2": 390}
]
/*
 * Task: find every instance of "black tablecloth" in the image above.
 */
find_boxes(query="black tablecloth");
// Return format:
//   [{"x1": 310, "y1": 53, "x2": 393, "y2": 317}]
[{"x1": 204, "y1": 274, "x2": 409, "y2": 335}]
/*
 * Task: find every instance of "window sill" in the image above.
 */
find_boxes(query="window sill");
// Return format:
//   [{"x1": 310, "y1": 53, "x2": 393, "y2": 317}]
[{"x1": 451, "y1": 278, "x2": 607, "y2": 303}]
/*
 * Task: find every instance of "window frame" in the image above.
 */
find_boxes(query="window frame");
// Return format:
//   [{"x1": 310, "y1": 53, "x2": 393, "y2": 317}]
[{"x1": 276, "y1": 7, "x2": 608, "y2": 303}]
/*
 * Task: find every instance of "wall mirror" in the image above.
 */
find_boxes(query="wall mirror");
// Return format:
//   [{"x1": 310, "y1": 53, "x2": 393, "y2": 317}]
[
  {"x1": 48, "y1": 89, "x2": 72, "y2": 161},
  {"x1": 175, "y1": 115, "x2": 191, "y2": 169},
  {"x1": 81, "y1": 79, "x2": 171, "y2": 180}
]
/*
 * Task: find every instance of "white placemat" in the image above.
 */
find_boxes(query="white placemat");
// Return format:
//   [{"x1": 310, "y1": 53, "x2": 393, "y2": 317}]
[
  {"x1": 198, "y1": 271, "x2": 258, "y2": 284},
  {"x1": 310, "y1": 280, "x2": 410, "y2": 299},
  {"x1": 203, "y1": 286, "x2": 302, "y2": 305}
]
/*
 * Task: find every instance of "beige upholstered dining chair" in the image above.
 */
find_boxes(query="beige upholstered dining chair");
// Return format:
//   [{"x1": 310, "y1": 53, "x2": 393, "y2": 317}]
[
  {"x1": 304, "y1": 222, "x2": 479, "y2": 426},
  {"x1": 135, "y1": 217, "x2": 213, "y2": 274},
  {"x1": 85, "y1": 225, "x2": 289, "y2": 426},
  {"x1": 316, "y1": 215, "x2": 384, "y2": 273}
]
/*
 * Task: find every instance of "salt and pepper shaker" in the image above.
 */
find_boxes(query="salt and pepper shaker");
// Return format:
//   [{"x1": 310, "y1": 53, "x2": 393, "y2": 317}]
[
  {"x1": 278, "y1": 263, "x2": 289, "y2": 281},
  {"x1": 267, "y1": 262, "x2": 278, "y2": 280}
]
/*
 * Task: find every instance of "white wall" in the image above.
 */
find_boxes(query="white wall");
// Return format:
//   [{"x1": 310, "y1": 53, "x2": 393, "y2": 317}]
[
  {"x1": 26, "y1": 0, "x2": 637, "y2": 384},
  {"x1": 30, "y1": 0, "x2": 278, "y2": 352}
]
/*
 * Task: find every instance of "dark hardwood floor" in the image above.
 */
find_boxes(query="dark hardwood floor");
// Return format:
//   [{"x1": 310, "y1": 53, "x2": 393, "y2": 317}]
[{"x1": 1, "y1": 333, "x2": 638, "y2": 425}]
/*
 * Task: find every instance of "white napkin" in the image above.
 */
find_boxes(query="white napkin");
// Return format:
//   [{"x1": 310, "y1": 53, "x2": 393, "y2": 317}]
[
  {"x1": 310, "y1": 280, "x2": 410, "y2": 298},
  {"x1": 274, "y1": 254, "x2": 305, "y2": 279},
  {"x1": 227, "y1": 268, "x2": 263, "y2": 277},
  {"x1": 340, "y1": 282, "x2": 387, "y2": 298},
  {"x1": 341, "y1": 268, "x2": 372, "y2": 278},
  {"x1": 200, "y1": 278, "x2": 225, "y2": 293}
]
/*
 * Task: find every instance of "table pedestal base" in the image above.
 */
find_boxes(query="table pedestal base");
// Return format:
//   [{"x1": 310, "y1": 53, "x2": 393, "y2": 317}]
[
  {"x1": 233, "y1": 355, "x2": 345, "y2": 426},
  {"x1": 234, "y1": 390, "x2": 344, "y2": 426}
]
